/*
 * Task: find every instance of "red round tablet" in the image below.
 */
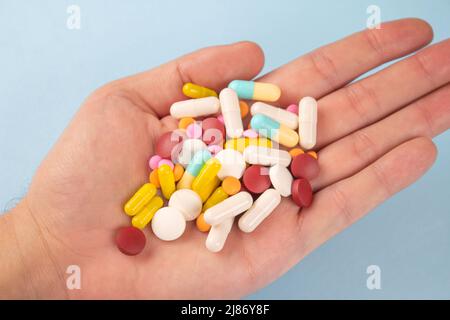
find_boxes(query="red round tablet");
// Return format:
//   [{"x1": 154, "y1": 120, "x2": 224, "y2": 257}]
[
  {"x1": 115, "y1": 226, "x2": 146, "y2": 256},
  {"x1": 290, "y1": 153, "x2": 320, "y2": 180},
  {"x1": 155, "y1": 130, "x2": 186, "y2": 159},
  {"x1": 243, "y1": 165, "x2": 271, "y2": 194},
  {"x1": 291, "y1": 178, "x2": 313, "y2": 208},
  {"x1": 202, "y1": 117, "x2": 225, "y2": 145}
]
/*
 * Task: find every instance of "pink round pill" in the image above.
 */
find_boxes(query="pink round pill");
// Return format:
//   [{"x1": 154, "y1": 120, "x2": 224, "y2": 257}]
[
  {"x1": 243, "y1": 129, "x2": 258, "y2": 138},
  {"x1": 186, "y1": 122, "x2": 203, "y2": 139},
  {"x1": 216, "y1": 115, "x2": 224, "y2": 124},
  {"x1": 207, "y1": 144, "x2": 223, "y2": 156},
  {"x1": 149, "y1": 155, "x2": 162, "y2": 170},
  {"x1": 158, "y1": 159, "x2": 174, "y2": 169},
  {"x1": 286, "y1": 104, "x2": 298, "y2": 114}
]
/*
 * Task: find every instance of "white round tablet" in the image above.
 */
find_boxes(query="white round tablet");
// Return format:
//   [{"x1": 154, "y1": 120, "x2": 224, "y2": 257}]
[
  {"x1": 151, "y1": 207, "x2": 186, "y2": 241},
  {"x1": 214, "y1": 149, "x2": 246, "y2": 180},
  {"x1": 168, "y1": 189, "x2": 202, "y2": 221}
]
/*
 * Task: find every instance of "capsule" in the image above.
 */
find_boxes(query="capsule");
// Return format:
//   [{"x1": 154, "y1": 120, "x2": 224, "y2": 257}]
[
  {"x1": 203, "y1": 186, "x2": 229, "y2": 212},
  {"x1": 192, "y1": 158, "x2": 222, "y2": 202},
  {"x1": 177, "y1": 138, "x2": 207, "y2": 167},
  {"x1": 243, "y1": 145, "x2": 291, "y2": 167},
  {"x1": 182, "y1": 83, "x2": 218, "y2": 99},
  {"x1": 299, "y1": 97, "x2": 318, "y2": 150},
  {"x1": 206, "y1": 217, "x2": 234, "y2": 253},
  {"x1": 269, "y1": 164, "x2": 293, "y2": 197},
  {"x1": 250, "y1": 114, "x2": 299, "y2": 148},
  {"x1": 124, "y1": 183, "x2": 157, "y2": 216},
  {"x1": 204, "y1": 191, "x2": 253, "y2": 226},
  {"x1": 251, "y1": 102, "x2": 298, "y2": 129},
  {"x1": 238, "y1": 189, "x2": 281, "y2": 233},
  {"x1": 170, "y1": 97, "x2": 220, "y2": 119},
  {"x1": 196, "y1": 176, "x2": 221, "y2": 203},
  {"x1": 177, "y1": 150, "x2": 211, "y2": 189},
  {"x1": 219, "y1": 88, "x2": 243, "y2": 138},
  {"x1": 228, "y1": 80, "x2": 281, "y2": 102},
  {"x1": 158, "y1": 164, "x2": 176, "y2": 199},
  {"x1": 131, "y1": 196, "x2": 164, "y2": 229},
  {"x1": 224, "y1": 137, "x2": 272, "y2": 153}
]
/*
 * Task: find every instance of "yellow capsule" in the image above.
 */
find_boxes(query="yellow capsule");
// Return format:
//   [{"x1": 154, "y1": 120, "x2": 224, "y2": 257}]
[
  {"x1": 248, "y1": 137, "x2": 272, "y2": 148},
  {"x1": 124, "y1": 183, "x2": 157, "y2": 216},
  {"x1": 182, "y1": 83, "x2": 218, "y2": 99},
  {"x1": 192, "y1": 158, "x2": 221, "y2": 192},
  {"x1": 203, "y1": 186, "x2": 229, "y2": 212},
  {"x1": 196, "y1": 176, "x2": 220, "y2": 203},
  {"x1": 158, "y1": 164, "x2": 176, "y2": 199},
  {"x1": 131, "y1": 196, "x2": 164, "y2": 229},
  {"x1": 224, "y1": 137, "x2": 249, "y2": 153}
]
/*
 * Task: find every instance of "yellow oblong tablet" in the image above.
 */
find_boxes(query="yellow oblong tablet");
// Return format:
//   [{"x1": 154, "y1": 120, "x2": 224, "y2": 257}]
[
  {"x1": 192, "y1": 158, "x2": 221, "y2": 192},
  {"x1": 182, "y1": 83, "x2": 218, "y2": 99},
  {"x1": 158, "y1": 164, "x2": 176, "y2": 199},
  {"x1": 124, "y1": 183, "x2": 157, "y2": 216},
  {"x1": 203, "y1": 186, "x2": 229, "y2": 212},
  {"x1": 132, "y1": 196, "x2": 164, "y2": 229},
  {"x1": 196, "y1": 176, "x2": 220, "y2": 203}
]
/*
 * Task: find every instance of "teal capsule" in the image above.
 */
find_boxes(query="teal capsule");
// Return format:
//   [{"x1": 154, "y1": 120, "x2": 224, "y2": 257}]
[
  {"x1": 228, "y1": 80, "x2": 281, "y2": 102},
  {"x1": 186, "y1": 150, "x2": 212, "y2": 176},
  {"x1": 250, "y1": 114, "x2": 299, "y2": 148}
]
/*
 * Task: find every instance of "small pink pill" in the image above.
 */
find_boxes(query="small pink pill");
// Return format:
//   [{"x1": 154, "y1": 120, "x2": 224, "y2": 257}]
[
  {"x1": 286, "y1": 104, "x2": 298, "y2": 114},
  {"x1": 158, "y1": 159, "x2": 174, "y2": 169},
  {"x1": 149, "y1": 155, "x2": 162, "y2": 170},
  {"x1": 216, "y1": 115, "x2": 224, "y2": 124},
  {"x1": 243, "y1": 129, "x2": 259, "y2": 138},
  {"x1": 207, "y1": 144, "x2": 223, "y2": 156},
  {"x1": 186, "y1": 122, "x2": 203, "y2": 139}
]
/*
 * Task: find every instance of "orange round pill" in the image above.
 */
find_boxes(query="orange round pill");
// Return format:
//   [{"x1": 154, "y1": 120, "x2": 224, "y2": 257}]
[
  {"x1": 307, "y1": 151, "x2": 318, "y2": 159},
  {"x1": 222, "y1": 176, "x2": 241, "y2": 196},
  {"x1": 173, "y1": 164, "x2": 184, "y2": 182},
  {"x1": 178, "y1": 117, "x2": 195, "y2": 130},
  {"x1": 239, "y1": 101, "x2": 249, "y2": 118},
  {"x1": 289, "y1": 148, "x2": 304, "y2": 158},
  {"x1": 149, "y1": 170, "x2": 160, "y2": 188},
  {"x1": 196, "y1": 213, "x2": 211, "y2": 232}
]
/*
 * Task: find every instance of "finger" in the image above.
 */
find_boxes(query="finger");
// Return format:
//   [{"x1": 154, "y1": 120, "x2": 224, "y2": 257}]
[
  {"x1": 297, "y1": 137, "x2": 437, "y2": 259},
  {"x1": 313, "y1": 84, "x2": 450, "y2": 190},
  {"x1": 257, "y1": 18, "x2": 433, "y2": 105},
  {"x1": 110, "y1": 41, "x2": 265, "y2": 117},
  {"x1": 316, "y1": 38, "x2": 450, "y2": 147}
]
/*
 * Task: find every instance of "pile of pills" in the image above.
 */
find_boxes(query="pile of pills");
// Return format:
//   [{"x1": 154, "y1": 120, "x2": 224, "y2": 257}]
[{"x1": 116, "y1": 81, "x2": 319, "y2": 255}]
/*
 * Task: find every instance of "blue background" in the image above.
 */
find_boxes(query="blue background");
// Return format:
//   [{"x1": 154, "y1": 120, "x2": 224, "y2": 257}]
[{"x1": 0, "y1": 0, "x2": 449, "y2": 299}]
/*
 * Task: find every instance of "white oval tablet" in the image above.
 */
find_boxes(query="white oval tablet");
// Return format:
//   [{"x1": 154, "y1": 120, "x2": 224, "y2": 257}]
[
  {"x1": 151, "y1": 207, "x2": 186, "y2": 241},
  {"x1": 206, "y1": 217, "x2": 234, "y2": 253},
  {"x1": 251, "y1": 102, "x2": 298, "y2": 129},
  {"x1": 269, "y1": 164, "x2": 293, "y2": 197},
  {"x1": 168, "y1": 189, "x2": 202, "y2": 221},
  {"x1": 219, "y1": 88, "x2": 243, "y2": 138},
  {"x1": 170, "y1": 97, "x2": 220, "y2": 119},
  {"x1": 177, "y1": 139, "x2": 207, "y2": 167},
  {"x1": 243, "y1": 145, "x2": 291, "y2": 167},
  {"x1": 214, "y1": 149, "x2": 246, "y2": 180}
]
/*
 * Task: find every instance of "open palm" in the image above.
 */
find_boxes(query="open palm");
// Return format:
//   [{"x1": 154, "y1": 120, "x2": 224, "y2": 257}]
[{"x1": 19, "y1": 19, "x2": 449, "y2": 299}]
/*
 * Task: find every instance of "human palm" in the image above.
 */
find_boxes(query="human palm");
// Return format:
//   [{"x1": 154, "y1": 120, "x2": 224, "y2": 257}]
[{"x1": 16, "y1": 19, "x2": 450, "y2": 299}]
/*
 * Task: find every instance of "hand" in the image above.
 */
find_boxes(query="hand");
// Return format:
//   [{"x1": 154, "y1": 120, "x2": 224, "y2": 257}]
[{"x1": 1, "y1": 18, "x2": 449, "y2": 299}]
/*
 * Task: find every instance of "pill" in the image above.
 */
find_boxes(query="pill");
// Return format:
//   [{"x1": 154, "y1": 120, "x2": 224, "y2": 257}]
[
  {"x1": 156, "y1": 130, "x2": 186, "y2": 159},
  {"x1": 307, "y1": 150, "x2": 318, "y2": 159},
  {"x1": 196, "y1": 213, "x2": 211, "y2": 232},
  {"x1": 207, "y1": 144, "x2": 223, "y2": 156},
  {"x1": 151, "y1": 207, "x2": 186, "y2": 241},
  {"x1": 243, "y1": 146, "x2": 291, "y2": 167},
  {"x1": 228, "y1": 80, "x2": 281, "y2": 102},
  {"x1": 206, "y1": 217, "x2": 234, "y2": 253},
  {"x1": 192, "y1": 158, "x2": 222, "y2": 202},
  {"x1": 290, "y1": 153, "x2": 320, "y2": 180},
  {"x1": 203, "y1": 186, "x2": 229, "y2": 212},
  {"x1": 149, "y1": 170, "x2": 160, "y2": 188},
  {"x1": 198, "y1": 176, "x2": 221, "y2": 203},
  {"x1": 170, "y1": 97, "x2": 220, "y2": 119},
  {"x1": 286, "y1": 104, "x2": 298, "y2": 114},
  {"x1": 178, "y1": 117, "x2": 196, "y2": 130},
  {"x1": 239, "y1": 101, "x2": 249, "y2": 118},
  {"x1": 186, "y1": 122, "x2": 203, "y2": 139},
  {"x1": 214, "y1": 149, "x2": 246, "y2": 180},
  {"x1": 173, "y1": 164, "x2": 184, "y2": 181},
  {"x1": 124, "y1": 183, "x2": 157, "y2": 216},
  {"x1": 243, "y1": 129, "x2": 258, "y2": 138},
  {"x1": 177, "y1": 138, "x2": 207, "y2": 167},
  {"x1": 224, "y1": 137, "x2": 272, "y2": 153},
  {"x1": 169, "y1": 189, "x2": 202, "y2": 221},
  {"x1": 149, "y1": 155, "x2": 162, "y2": 170},
  {"x1": 238, "y1": 189, "x2": 281, "y2": 233},
  {"x1": 250, "y1": 114, "x2": 299, "y2": 148},
  {"x1": 115, "y1": 226, "x2": 146, "y2": 256},
  {"x1": 219, "y1": 88, "x2": 244, "y2": 138},
  {"x1": 291, "y1": 178, "x2": 313, "y2": 207},
  {"x1": 202, "y1": 117, "x2": 225, "y2": 145},
  {"x1": 269, "y1": 164, "x2": 293, "y2": 197},
  {"x1": 158, "y1": 164, "x2": 176, "y2": 199},
  {"x1": 243, "y1": 165, "x2": 272, "y2": 194},
  {"x1": 222, "y1": 177, "x2": 241, "y2": 196},
  {"x1": 299, "y1": 97, "x2": 318, "y2": 150},
  {"x1": 182, "y1": 82, "x2": 218, "y2": 98},
  {"x1": 177, "y1": 149, "x2": 211, "y2": 189},
  {"x1": 131, "y1": 196, "x2": 164, "y2": 229},
  {"x1": 158, "y1": 159, "x2": 174, "y2": 170},
  {"x1": 289, "y1": 148, "x2": 304, "y2": 158},
  {"x1": 251, "y1": 102, "x2": 298, "y2": 130},
  {"x1": 204, "y1": 191, "x2": 253, "y2": 226}
]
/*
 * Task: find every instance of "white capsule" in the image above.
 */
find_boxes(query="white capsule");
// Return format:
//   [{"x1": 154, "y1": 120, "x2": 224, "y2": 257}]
[
  {"x1": 219, "y1": 88, "x2": 243, "y2": 138},
  {"x1": 243, "y1": 146, "x2": 291, "y2": 167},
  {"x1": 269, "y1": 164, "x2": 293, "y2": 197},
  {"x1": 168, "y1": 189, "x2": 202, "y2": 221},
  {"x1": 206, "y1": 217, "x2": 234, "y2": 253},
  {"x1": 214, "y1": 149, "x2": 246, "y2": 180},
  {"x1": 151, "y1": 207, "x2": 186, "y2": 241},
  {"x1": 170, "y1": 97, "x2": 220, "y2": 119},
  {"x1": 238, "y1": 189, "x2": 281, "y2": 233},
  {"x1": 177, "y1": 139, "x2": 207, "y2": 167},
  {"x1": 204, "y1": 191, "x2": 253, "y2": 226},
  {"x1": 251, "y1": 102, "x2": 298, "y2": 130},
  {"x1": 299, "y1": 97, "x2": 317, "y2": 150}
]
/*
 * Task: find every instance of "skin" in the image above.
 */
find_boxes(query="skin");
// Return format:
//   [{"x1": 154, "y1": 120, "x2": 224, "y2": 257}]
[{"x1": 0, "y1": 18, "x2": 449, "y2": 299}]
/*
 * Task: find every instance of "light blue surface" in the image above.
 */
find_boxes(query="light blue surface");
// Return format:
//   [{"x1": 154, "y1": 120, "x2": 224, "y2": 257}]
[{"x1": 0, "y1": 0, "x2": 449, "y2": 299}]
